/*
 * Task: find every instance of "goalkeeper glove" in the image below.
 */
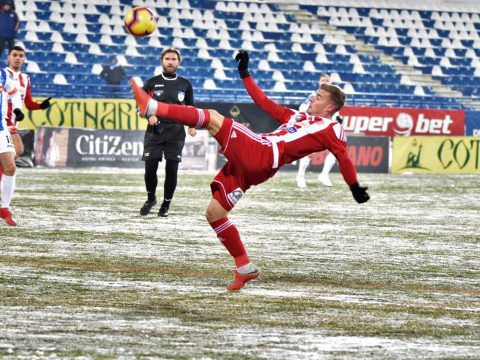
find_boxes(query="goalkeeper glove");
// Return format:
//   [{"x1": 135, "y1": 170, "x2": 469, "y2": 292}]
[
  {"x1": 13, "y1": 108, "x2": 24, "y2": 122},
  {"x1": 350, "y1": 183, "x2": 370, "y2": 204},
  {"x1": 235, "y1": 50, "x2": 250, "y2": 78},
  {"x1": 40, "y1": 97, "x2": 52, "y2": 109}
]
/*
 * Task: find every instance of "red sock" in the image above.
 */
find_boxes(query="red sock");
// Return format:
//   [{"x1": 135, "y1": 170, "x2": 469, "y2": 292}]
[
  {"x1": 210, "y1": 217, "x2": 250, "y2": 268},
  {"x1": 155, "y1": 103, "x2": 210, "y2": 129}
]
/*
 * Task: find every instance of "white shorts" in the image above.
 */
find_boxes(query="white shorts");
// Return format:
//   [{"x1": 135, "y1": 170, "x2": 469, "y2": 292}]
[{"x1": 0, "y1": 129, "x2": 16, "y2": 154}]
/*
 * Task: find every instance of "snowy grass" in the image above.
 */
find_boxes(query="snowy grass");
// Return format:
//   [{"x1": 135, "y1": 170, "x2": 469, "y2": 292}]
[{"x1": 1, "y1": 168, "x2": 479, "y2": 359}]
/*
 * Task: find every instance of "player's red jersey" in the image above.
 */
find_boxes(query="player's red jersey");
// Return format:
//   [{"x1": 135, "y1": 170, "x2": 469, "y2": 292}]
[
  {"x1": 5, "y1": 67, "x2": 42, "y2": 134},
  {"x1": 209, "y1": 77, "x2": 359, "y2": 211},
  {"x1": 243, "y1": 76, "x2": 358, "y2": 186}
]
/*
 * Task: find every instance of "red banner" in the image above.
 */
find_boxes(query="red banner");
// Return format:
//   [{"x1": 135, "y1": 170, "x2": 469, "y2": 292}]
[{"x1": 339, "y1": 106, "x2": 465, "y2": 137}]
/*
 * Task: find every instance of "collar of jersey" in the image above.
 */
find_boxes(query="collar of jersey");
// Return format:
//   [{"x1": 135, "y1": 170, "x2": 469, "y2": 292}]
[
  {"x1": 161, "y1": 72, "x2": 178, "y2": 80},
  {"x1": 5, "y1": 67, "x2": 20, "y2": 75}
]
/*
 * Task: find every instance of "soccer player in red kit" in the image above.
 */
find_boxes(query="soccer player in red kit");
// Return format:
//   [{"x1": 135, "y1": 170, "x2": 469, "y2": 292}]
[
  {"x1": 0, "y1": 67, "x2": 24, "y2": 226},
  {"x1": 130, "y1": 50, "x2": 370, "y2": 290},
  {"x1": 0, "y1": 46, "x2": 51, "y2": 179}
]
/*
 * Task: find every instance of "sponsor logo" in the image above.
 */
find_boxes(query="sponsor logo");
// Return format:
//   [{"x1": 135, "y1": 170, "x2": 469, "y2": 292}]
[
  {"x1": 154, "y1": 90, "x2": 163, "y2": 97},
  {"x1": 229, "y1": 105, "x2": 240, "y2": 118},
  {"x1": 178, "y1": 91, "x2": 185, "y2": 102},
  {"x1": 393, "y1": 113, "x2": 414, "y2": 136},
  {"x1": 231, "y1": 130, "x2": 237, "y2": 139},
  {"x1": 294, "y1": 113, "x2": 306, "y2": 121},
  {"x1": 75, "y1": 134, "x2": 144, "y2": 156},
  {"x1": 287, "y1": 127, "x2": 297, "y2": 133},
  {"x1": 416, "y1": 114, "x2": 453, "y2": 134},
  {"x1": 227, "y1": 188, "x2": 243, "y2": 205},
  {"x1": 438, "y1": 138, "x2": 480, "y2": 170},
  {"x1": 399, "y1": 139, "x2": 430, "y2": 170},
  {"x1": 343, "y1": 113, "x2": 455, "y2": 135}
]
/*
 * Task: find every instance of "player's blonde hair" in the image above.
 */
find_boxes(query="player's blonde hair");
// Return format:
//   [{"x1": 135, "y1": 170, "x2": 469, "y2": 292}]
[
  {"x1": 321, "y1": 83, "x2": 345, "y2": 114},
  {"x1": 161, "y1": 47, "x2": 181, "y2": 62}
]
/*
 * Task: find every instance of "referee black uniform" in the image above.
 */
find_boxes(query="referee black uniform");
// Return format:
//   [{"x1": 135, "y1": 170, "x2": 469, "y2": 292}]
[{"x1": 140, "y1": 71, "x2": 194, "y2": 217}]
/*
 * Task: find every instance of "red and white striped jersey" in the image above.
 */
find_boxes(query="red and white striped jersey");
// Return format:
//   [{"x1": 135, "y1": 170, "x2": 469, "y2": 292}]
[
  {"x1": 242, "y1": 76, "x2": 358, "y2": 186},
  {"x1": 1, "y1": 68, "x2": 22, "y2": 132},
  {"x1": 263, "y1": 111, "x2": 347, "y2": 165},
  {"x1": 5, "y1": 67, "x2": 42, "y2": 126}
]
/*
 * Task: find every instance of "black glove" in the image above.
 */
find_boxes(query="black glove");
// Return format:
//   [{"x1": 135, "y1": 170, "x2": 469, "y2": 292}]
[
  {"x1": 40, "y1": 97, "x2": 52, "y2": 110},
  {"x1": 13, "y1": 108, "x2": 24, "y2": 122},
  {"x1": 350, "y1": 183, "x2": 370, "y2": 204},
  {"x1": 235, "y1": 50, "x2": 250, "y2": 78}
]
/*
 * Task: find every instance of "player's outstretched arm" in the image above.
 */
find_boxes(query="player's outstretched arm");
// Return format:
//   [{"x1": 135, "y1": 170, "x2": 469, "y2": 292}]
[
  {"x1": 235, "y1": 50, "x2": 292, "y2": 123},
  {"x1": 327, "y1": 129, "x2": 370, "y2": 204},
  {"x1": 335, "y1": 150, "x2": 370, "y2": 204}
]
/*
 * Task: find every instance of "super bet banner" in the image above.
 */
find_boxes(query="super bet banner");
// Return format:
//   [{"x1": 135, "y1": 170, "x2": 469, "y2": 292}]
[
  {"x1": 392, "y1": 136, "x2": 480, "y2": 174},
  {"x1": 22, "y1": 98, "x2": 146, "y2": 130},
  {"x1": 339, "y1": 106, "x2": 465, "y2": 137}
]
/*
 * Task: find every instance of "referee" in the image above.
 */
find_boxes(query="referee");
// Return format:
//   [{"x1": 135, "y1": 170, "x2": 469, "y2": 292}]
[{"x1": 140, "y1": 47, "x2": 196, "y2": 217}]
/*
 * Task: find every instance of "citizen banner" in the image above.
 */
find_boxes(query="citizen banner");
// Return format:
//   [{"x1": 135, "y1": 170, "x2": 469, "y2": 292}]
[
  {"x1": 34, "y1": 127, "x2": 145, "y2": 168},
  {"x1": 392, "y1": 136, "x2": 480, "y2": 174},
  {"x1": 339, "y1": 106, "x2": 465, "y2": 137},
  {"x1": 34, "y1": 127, "x2": 212, "y2": 169}
]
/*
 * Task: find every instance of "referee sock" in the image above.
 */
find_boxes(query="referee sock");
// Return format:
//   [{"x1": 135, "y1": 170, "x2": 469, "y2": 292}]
[
  {"x1": 152, "y1": 102, "x2": 210, "y2": 129},
  {"x1": 210, "y1": 217, "x2": 250, "y2": 268}
]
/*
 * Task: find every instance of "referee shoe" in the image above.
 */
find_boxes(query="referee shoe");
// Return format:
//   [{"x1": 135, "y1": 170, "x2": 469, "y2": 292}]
[
  {"x1": 158, "y1": 200, "x2": 170, "y2": 217},
  {"x1": 140, "y1": 199, "x2": 157, "y2": 216}
]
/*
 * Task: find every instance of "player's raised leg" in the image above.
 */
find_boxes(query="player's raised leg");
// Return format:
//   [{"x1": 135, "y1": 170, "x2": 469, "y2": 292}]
[{"x1": 131, "y1": 77, "x2": 213, "y2": 129}]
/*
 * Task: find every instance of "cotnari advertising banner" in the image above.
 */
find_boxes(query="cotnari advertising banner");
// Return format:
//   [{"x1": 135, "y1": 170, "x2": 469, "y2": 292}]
[
  {"x1": 392, "y1": 136, "x2": 480, "y2": 174},
  {"x1": 339, "y1": 106, "x2": 465, "y2": 137},
  {"x1": 23, "y1": 98, "x2": 144, "y2": 130}
]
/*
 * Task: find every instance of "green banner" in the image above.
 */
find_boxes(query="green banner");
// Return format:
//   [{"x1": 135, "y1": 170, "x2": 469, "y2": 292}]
[{"x1": 393, "y1": 136, "x2": 480, "y2": 173}]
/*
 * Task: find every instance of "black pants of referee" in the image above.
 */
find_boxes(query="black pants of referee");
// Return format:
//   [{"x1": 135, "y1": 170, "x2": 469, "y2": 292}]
[{"x1": 144, "y1": 158, "x2": 179, "y2": 206}]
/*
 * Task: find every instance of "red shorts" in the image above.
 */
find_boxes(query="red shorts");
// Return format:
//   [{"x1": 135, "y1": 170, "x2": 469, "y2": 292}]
[{"x1": 210, "y1": 117, "x2": 278, "y2": 210}]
